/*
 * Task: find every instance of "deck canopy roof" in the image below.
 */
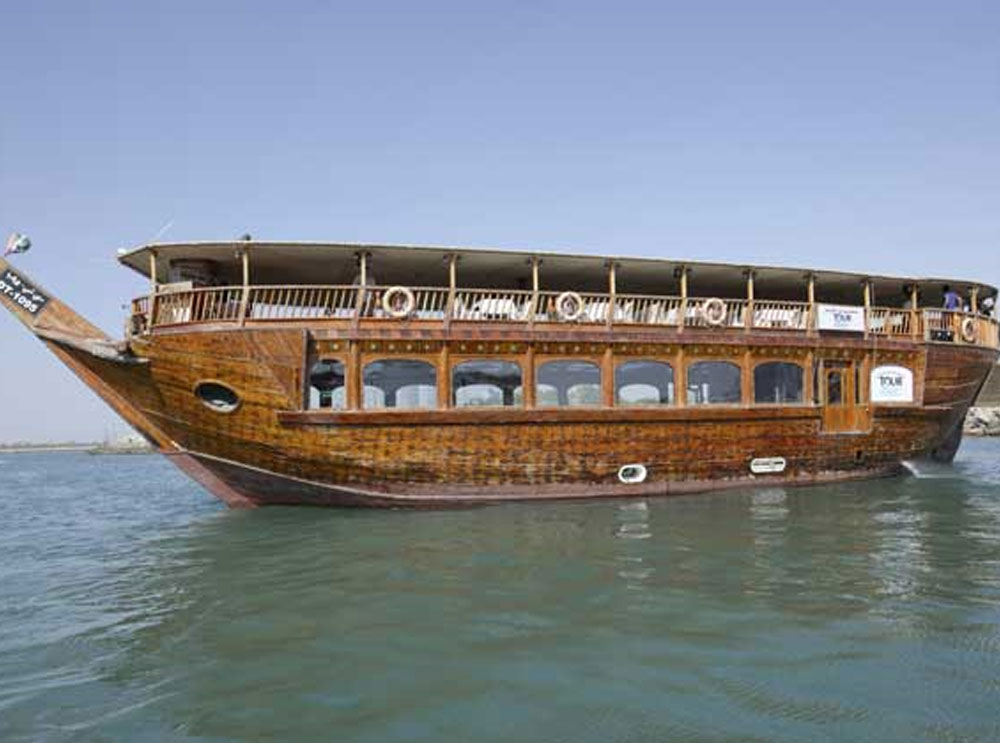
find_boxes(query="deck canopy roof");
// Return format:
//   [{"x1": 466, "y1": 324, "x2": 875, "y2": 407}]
[{"x1": 118, "y1": 240, "x2": 997, "y2": 307}]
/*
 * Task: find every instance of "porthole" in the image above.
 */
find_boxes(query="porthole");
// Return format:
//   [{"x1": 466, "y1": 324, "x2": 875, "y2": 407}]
[
  {"x1": 194, "y1": 382, "x2": 240, "y2": 413},
  {"x1": 618, "y1": 464, "x2": 648, "y2": 484}
]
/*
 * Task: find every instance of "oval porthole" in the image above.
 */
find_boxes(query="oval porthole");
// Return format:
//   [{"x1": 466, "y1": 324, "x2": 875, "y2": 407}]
[
  {"x1": 618, "y1": 464, "x2": 648, "y2": 484},
  {"x1": 195, "y1": 382, "x2": 240, "y2": 413}
]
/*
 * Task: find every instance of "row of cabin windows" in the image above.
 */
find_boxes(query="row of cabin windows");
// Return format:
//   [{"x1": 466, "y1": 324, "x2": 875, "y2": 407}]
[{"x1": 308, "y1": 359, "x2": 805, "y2": 410}]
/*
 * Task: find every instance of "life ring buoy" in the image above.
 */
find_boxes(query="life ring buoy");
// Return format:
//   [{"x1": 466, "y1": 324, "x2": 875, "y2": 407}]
[
  {"x1": 382, "y1": 286, "x2": 415, "y2": 318},
  {"x1": 961, "y1": 317, "x2": 977, "y2": 343},
  {"x1": 701, "y1": 297, "x2": 727, "y2": 326},
  {"x1": 555, "y1": 291, "x2": 584, "y2": 322}
]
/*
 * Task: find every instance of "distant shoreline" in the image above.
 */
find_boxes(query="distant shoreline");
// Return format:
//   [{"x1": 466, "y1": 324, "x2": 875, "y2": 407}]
[{"x1": 0, "y1": 442, "x2": 152, "y2": 454}]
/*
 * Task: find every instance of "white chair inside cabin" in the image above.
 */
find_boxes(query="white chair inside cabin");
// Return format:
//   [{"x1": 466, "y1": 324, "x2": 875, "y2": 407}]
[
  {"x1": 535, "y1": 384, "x2": 560, "y2": 407},
  {"x1": 395, "y1": 384, "x2": 438, "y2": 409},
  {"x1": 617, "y1": 383, "x2": 661, "y2": 406},
  {"x1": 455, "y1": 384, "x2": 504, "y2": 407},
  {"x1": 363, "y1": 385, "x2": 386, "y2": 409},
  {"x1": 567, "y1": 383, "x2": 601, "y2": 406}
]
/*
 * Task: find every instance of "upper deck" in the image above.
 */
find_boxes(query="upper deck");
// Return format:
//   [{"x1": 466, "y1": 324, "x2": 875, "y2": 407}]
[{"x1": 119, "y1": 240, "x2": 1000, "y2": 349}]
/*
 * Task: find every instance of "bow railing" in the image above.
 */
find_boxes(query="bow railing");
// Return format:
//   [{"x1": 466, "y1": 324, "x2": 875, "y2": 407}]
[{"x1": 126, "y1": 284, "x2": 1000, "y2": 348}]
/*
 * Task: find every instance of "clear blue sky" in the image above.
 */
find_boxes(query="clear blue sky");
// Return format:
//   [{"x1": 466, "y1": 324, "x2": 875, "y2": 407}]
[{"x1": 1, "y1": 0, "x2": 999, "y2": 442}]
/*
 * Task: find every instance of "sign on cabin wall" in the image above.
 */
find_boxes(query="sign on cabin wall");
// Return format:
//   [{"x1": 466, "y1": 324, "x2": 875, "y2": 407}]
[
  {"x1": 870, "y1": 365, "x2": 914, "y2": 403},
  {"x1": 816, "y1": 303, "x2": 866, "y2": 332},
  {"x1": 0, "y1": 268, "x2": 49, "y2": 316}
]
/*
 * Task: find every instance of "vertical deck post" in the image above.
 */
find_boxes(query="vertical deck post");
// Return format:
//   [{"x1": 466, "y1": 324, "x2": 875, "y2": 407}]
[
  {"x1": 676, "y1": 346, "x2": 686, "y2": 406},
  {"x1": 745, "y1": 269, "x2": 755, "y2": 332},
  {"x1": 148, "y1": 250, "x2": 158, "y2": 328},
  {"x1": 439, "y1": 344, "x2": 450, "y2": 409},
  {"x1": 529, "y1": 257, "x2": 540, "y2": 328},
  {"x1": 606, "y1": 260, "x2": 616, "y2": 329},
  {"x1": 910, "y1": 283, "x2": 920, "y2": 340},
  {"x1": 602, "y1": 346, "x2": 615, "y2": 406},
  {"x1": 444, "y1": 253, "x2": 457, "y2": 329},
  {"x1": 347, "y1": 341, "x2": 361, "y2": 410},
  {"x1": 353, "y1": 252, "x2": 367, "y2": 327},
  {"x1": 863, "y1": 280, "x2": 871, "y2": 338},
  {"x1": 971, "y1": 287, "x2": 979, "y2": 314},
  {"x1": 806, "y1": 272, "x2": 816, "y2": 336},
  {"x1": 678, "y1": 266, "x2": 688, "y2": 333},
  {"x1": 238, "y1": 247, "x2": 250, "y2": 326},
  {"x1": 524, "y1": 345, "x2": 536, "y2": 408}
]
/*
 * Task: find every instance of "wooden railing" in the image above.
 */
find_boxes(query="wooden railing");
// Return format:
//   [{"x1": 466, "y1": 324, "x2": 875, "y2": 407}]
[
  {"x1": 248, "y1": 285, "x2": 358, "y2": 320},
  {"x1": 612, "y1": 295, "x2": 683, "y2": 326},
  {"x1": 126, "y1": 284, "x2": 1000, "y2": 349},
  {"x1": 685, "y1": 297, "x2": 747, "y2": 328},
  {"x1": 453, "y1": 289, "x2": 533, "y2": 322},
  {"x1": 868, "y1": 306, "x2": 920, "y2": 339},
  {"x1": 751, "y1": 300, "x2": 811, "y2": 331}
]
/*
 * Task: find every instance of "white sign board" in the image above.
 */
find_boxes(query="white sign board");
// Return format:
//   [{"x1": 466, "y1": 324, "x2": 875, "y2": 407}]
[
  {"x1": 816, "y1": 303, "x2": 866, "y2": 332},
  {"x1": 870, "y1": 365, "x2": 914, "y2": 403},
  {"x1": 750, "y1": 457, "x2": 787, "y2": 474}
]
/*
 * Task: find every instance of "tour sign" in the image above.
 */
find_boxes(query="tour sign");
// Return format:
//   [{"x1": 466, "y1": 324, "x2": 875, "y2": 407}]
[
  {"x1": 816, "y1": 303, "x2": 866, "y2": 332},
  {"x1": 870, "y1": 365, "x2": 914, "y2": 403},
  {"x1": 0, "y1": 268, "x2": 49, "y2": 316}
]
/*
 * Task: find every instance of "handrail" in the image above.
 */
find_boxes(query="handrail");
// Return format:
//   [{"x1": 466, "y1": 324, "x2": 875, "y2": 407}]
[{"x1": 126, "y1": 284, "x2": 1000, "y2": 349}]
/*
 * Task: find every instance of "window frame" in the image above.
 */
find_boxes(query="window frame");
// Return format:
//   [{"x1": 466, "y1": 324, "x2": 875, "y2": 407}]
[
  {"x1": 450, "y1": 357, "x2": 524, "y2": 408},
  {"x1": 614, "y1": 358, "x2": 676, "y2": 407},
  {"x1": 535, "y1": 356, "x2": 605, "y2": 408},
  {"x1": 752, "y1": 360, "x2": 806, "y2": 406},
  {"x1": 361, "y1": 356, "x2": 440, "y2": 410},
  {"x1": 306, "y1": 356, "x2": 348, "y2": 410},
  {"x1": 685, "y1": 358, "x2": 744, "y2": 406}
]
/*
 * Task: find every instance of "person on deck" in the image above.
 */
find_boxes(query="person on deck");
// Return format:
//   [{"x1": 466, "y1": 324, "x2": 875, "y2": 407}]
[{"x1": 942, "y1": 285, "x2": 961, "y2": 311}]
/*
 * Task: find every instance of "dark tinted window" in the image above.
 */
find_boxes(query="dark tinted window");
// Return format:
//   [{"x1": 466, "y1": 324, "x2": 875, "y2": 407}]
[
  {"x1": 687, "y1": 361, "x2": 741, "y2": 405},
  {"x1": 615, "y1": 360, "x2": 674, "y2": 405},
  {"x1": 537, "y1": 361, "x2": 602, "y2": 407},
  {"x1": 452, "y1": 360, "x2": 522, "y2": 407},
  {"x1": 363, "y1": 359, "x2": 437, "y2": 409},
  {"x1": 753, "y1": 362, "x2": 804, "y2": 404},
  {"x1": 309, "y1": 360, "x2": 346, "y2": 409}
]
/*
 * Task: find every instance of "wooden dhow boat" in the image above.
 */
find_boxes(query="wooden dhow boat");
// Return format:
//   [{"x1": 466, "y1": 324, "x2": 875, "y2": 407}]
[{"x1": 2, "y1": 240, "x2": 997, "y2": 507}]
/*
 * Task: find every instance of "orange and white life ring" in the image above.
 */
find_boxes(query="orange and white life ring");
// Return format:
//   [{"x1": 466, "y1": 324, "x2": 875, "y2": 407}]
[
  {"x1": 701, "y1": 297, "x2": 727, "y2": 326},
  {"x1": 382, "y1": 286, "x2": 415, "y2": 318},
  {"x1": 555, "y1": 291, "x2": 584, "y2": 322},
  {"x1": 961, "y1": 317, "x2": 977, "y2": 343}
]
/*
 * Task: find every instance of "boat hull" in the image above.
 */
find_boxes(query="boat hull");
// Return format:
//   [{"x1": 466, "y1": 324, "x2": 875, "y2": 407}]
[{"x1": 51, "y1": 327, "x2": 996, "y2": 508}]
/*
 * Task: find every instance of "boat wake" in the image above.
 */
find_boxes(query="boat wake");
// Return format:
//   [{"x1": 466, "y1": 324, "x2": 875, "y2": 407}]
[{"x1": 901, "y1": 460, "x2": 953, "y2": 479}]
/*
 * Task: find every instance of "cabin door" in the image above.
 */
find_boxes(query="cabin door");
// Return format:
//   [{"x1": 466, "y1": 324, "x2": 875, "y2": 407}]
[{"x1": 819, "y1": 359, "x2": 871, "y2": 434}]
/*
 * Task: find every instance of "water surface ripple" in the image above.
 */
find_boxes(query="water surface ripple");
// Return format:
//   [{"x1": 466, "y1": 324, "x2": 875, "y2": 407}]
[{"x1": 2, "y1": 441, "x2": 1000, "y2": 742}]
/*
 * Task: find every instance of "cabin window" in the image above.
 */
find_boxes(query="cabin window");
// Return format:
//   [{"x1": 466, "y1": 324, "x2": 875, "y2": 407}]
[
  {"x1": 308, "y1": 360, "x2": 346, "y2": 409},
  {"x1": 536, "y1": 361, "x2": 602, "y2": 407},
  {"x1": 363, "y1": 359, "x2": 437, "y2": 409},
  {"x1": 615, "y1": 361, "x2": 674, "y2": 405},
  {"x1": 687, "y1": 361, "x2": 741, "y2": 405},
  {"x1": 753, "y1": 362, "x2": 804, "y2": 404},
  {"x1": 452, "y1": 360, "x2": 523, "y2": 407}
]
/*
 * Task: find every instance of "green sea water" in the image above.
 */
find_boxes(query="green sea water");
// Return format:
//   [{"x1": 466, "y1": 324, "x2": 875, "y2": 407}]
[{"x1": 2, "y1": 441, "x2": 1000, "y2": 742}]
